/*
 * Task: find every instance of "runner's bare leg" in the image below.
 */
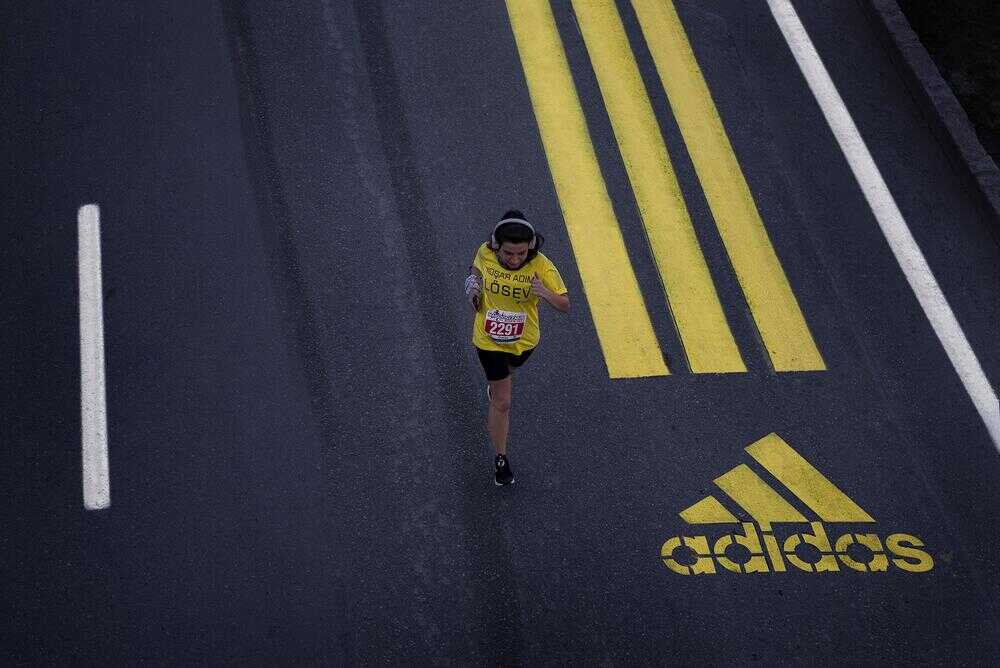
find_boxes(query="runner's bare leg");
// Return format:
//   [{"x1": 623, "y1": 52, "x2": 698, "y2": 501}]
[{"x1": 487, "y1": 375, "x2": 513, "y2": 455}]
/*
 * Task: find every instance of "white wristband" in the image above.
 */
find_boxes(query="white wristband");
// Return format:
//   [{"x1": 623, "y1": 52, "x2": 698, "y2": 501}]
[{"x1": 464, "y1": 274, "x2": 481, "y2": 295}]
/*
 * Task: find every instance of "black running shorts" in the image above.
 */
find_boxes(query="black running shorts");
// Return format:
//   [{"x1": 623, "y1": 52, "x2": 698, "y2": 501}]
[{"x1": 476, "y1": 347, "x2": 535, "y2": 381}]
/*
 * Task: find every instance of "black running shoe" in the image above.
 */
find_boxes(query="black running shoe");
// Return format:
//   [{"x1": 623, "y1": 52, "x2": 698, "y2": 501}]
[{"x1": 494, "y1": 454, "x2": 514, "y2": 486}]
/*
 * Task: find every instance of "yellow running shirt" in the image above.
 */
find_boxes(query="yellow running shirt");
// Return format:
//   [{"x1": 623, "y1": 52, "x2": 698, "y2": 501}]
[{"x1": 471, "y1": 242, "x2": 567, "y2": 354}]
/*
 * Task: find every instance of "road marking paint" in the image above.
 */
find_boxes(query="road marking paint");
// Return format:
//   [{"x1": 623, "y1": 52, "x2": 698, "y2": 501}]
[
  {"x1": 679, "y1": 495, "x2": 738, "y2": 524},
  {"x1": 506, "y1": 0, "x2": 668, "y2": 378},
  {"x1": 713, "y1": 463, "x2": 807, "y2": 530},
  {"x1": 765, "y1": 0, "x2": 1000, "y2": 448},
  {"x1": 78, "y1": 204, "x2": 110, "y2": 511},
  {"x1": 746, "y1": 433, "x2": 874, "y2": 522},
  {"x1": 572, "y1": 0, "x2": 745, "y2": 373},
  {"x1": 663, "y1": 434, "x2": 935, "y2": 575},
  {"x1": 632, "y1": 0, "x2": 825, "y2": 372}
]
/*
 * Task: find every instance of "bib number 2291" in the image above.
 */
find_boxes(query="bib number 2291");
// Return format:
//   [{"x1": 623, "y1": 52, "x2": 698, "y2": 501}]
[{"x1": 485, "y1": 309, "x2": 526, "y2": 344}]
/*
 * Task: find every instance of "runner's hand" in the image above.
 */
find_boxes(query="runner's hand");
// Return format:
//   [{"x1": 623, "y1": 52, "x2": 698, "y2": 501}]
[
  {"x1": 530, "y1": 273, "x2": 549, "y2": 299},
  {"x1": 465, "y1": 274, "x2": 482, "y2": 311}
]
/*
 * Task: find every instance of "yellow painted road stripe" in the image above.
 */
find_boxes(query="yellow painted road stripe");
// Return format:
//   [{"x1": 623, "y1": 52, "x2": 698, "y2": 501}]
[
  {"x1": 506, "y1": 0, "x2": 668, "y2": 378},
  {"x1": 713, "y1": 464, "x2": 806, "y2": 530},
  {"x1": 746, "y1": 433, "x2": 875, "y2": 522},
  {"x1": 572, "y1": 0, "x2": 745, "y2": 374},
  {"x1": 631, "y1": 0, "x2": 825, "y2": 372}
]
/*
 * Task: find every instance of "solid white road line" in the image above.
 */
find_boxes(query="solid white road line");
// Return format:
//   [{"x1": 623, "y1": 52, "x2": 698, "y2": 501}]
[
  {"x1": 78, "y1": 203, "x2": 110, "y2": 510},
  {"x1": 766, "y1": 0, "x2": 1000, "y2": 449}
]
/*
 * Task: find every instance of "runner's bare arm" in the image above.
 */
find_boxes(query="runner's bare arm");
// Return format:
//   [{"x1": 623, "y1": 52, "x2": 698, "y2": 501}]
[
  {"x1": 543, "y1": 291, "x2": 570, "y2": 313},
  {"x1": 531, "y1": 275, "x2": 570, "y2": 313}
]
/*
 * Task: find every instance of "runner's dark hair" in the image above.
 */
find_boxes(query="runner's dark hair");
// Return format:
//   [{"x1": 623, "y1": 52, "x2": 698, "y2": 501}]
[{"x1": 495, "y1": 209, "x2": 534, "y2": 245}]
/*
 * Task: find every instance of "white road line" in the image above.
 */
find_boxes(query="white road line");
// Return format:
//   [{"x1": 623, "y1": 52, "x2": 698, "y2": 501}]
[
  {"x1": 766, "y1": 0, "x2": 1000, "y2": 449},
  {"x1": 78, "y1": 203, "x2": 111, "y2": 510}
]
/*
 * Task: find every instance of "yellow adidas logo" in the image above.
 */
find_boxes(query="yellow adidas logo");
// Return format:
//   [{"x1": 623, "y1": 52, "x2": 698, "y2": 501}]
[{"x1": 660, "y1": 433, "x2": 934, "y2": 575}]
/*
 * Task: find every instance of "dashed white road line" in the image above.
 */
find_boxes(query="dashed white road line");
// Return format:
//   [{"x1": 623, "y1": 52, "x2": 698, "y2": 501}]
[
  {"x1": 78, "y1": 203, "x2": 110, "y2": 510},
  {"x1": 766, "y1": 0, "x2": 1000, "y2": 449}
]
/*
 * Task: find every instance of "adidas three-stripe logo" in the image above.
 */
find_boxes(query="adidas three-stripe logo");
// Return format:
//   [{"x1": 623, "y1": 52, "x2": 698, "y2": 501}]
[{"x1": 660, "y1": 433, "x2": 934, "y2": 575}]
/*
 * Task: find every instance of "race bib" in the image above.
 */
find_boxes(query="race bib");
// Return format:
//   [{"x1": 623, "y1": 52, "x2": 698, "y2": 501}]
[{"x1": 484, "y1": 308, "x2": 526, "y2": 344}]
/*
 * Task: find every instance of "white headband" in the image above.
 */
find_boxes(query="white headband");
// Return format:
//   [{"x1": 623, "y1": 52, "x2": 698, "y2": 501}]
[{"x1": 493, "y1": 217, "x2": 535, "y2": 237}]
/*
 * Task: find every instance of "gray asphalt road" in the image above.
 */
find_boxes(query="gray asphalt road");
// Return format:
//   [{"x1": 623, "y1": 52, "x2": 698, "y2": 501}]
[{"x1": 3, "y1": 0, "x2": 999, "y2": 663}]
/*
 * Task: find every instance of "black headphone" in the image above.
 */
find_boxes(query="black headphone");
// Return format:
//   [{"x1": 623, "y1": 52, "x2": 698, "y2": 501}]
[{"x1": 489, "y1": 216, "x2": 544, "y2": 253}]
